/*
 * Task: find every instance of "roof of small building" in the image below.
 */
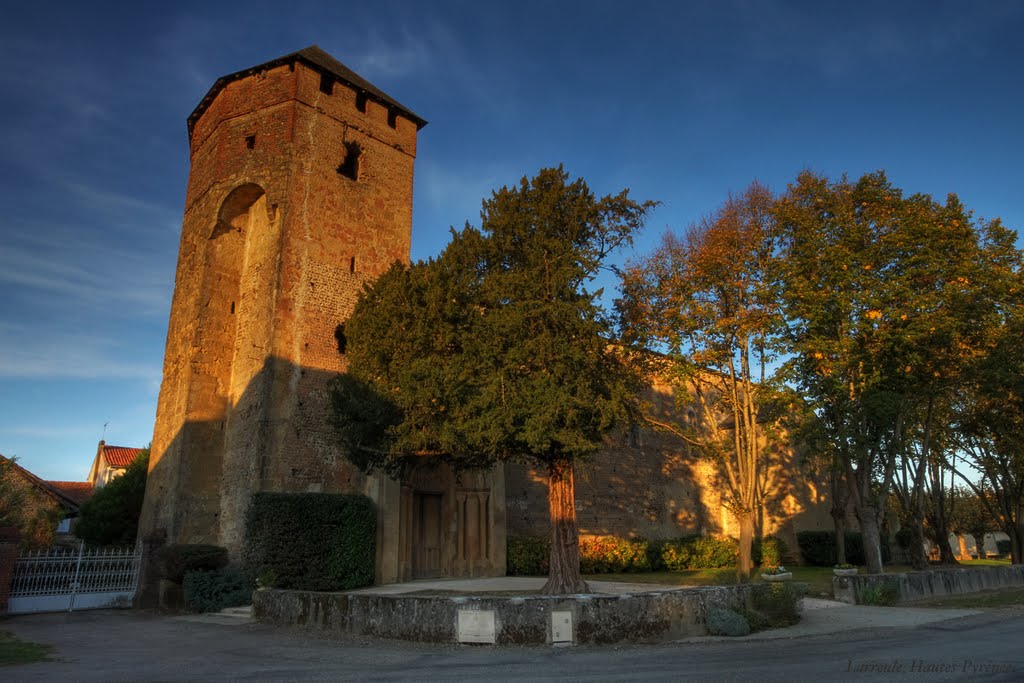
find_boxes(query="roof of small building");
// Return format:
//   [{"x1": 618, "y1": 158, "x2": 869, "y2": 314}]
[
  {"x1": 47, "y1": 481, "x2": 95, "y2": 506},
  {"x1": 187, "y1": 44, "x2": 427, "y2": 136},
  {"x1": 0, "y1": 454, "x2": 86, "y2": 512},
  {"x1": 102, "y1": 445, "x2": 145, "y2": 469}
]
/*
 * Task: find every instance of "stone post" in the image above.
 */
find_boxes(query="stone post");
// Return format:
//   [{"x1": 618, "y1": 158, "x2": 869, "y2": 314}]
[
  {"x1": 0, "y1": 527, "x2": 21, "y2": 615},
  {"x1": 134, "y1": 529, "x2": 167, "y2": 608}
]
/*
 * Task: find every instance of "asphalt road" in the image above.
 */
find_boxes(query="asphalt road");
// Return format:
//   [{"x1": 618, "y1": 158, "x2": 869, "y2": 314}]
[{"x1": 4, "y1": 609, "x2": 1023, "y2": 682}]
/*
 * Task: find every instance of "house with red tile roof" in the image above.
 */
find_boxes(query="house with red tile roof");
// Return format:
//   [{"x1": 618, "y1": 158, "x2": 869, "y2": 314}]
[
  {"x1": 87, "y1": 441, "x2": 146, "y2": 488},
  {"x1": 0, "y1": 454, "x2": 93, "y2": 536}
]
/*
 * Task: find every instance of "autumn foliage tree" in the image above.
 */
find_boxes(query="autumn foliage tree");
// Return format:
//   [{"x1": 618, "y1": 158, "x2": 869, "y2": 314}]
[
  {"x1": 333, "y1": 167, "x2": 655, "y2": 593},
  {"x1": 954, "y1": 281, "x2": 1024, "y2": 563},
  {"x1": 619, "y1": 182, "x2": 785, "y2": 576},
  {"x1": 774, "y1": 170, "x2": 1019, "y2": 573}
]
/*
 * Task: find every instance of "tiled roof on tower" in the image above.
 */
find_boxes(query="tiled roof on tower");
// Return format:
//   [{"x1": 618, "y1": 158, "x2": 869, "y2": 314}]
[{"x1": 187, "y1": 44, "x2": 427, "y2": 136}]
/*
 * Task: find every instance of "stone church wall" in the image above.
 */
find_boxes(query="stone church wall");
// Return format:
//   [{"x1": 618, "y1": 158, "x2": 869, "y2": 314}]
[{"x1": 505, "y1": 383, "x2": 833, "y2": 554}]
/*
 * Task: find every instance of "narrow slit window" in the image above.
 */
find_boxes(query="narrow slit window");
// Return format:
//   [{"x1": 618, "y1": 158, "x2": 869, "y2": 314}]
[
  {"x1": 245, "y1": 135, "x2": 256, "y2": 149},
  {"x1": 334, "y1": 324, "x2": 348, "y2": 354},
  {"x1": 356, "y1": 92, "x2": 367, "y2": 113},
  {"x1": 230, "y1": 301, "x2": 235, "y2": 315},
  {"x1": 337, "y1": 141, "x2": 361, "y2": 180},
  {"x1": 349, "y1": 256, "x2": 356, "y2": 273},
  {"x1": 319, "y1": 73, "x2": 333, "y2": 95}
]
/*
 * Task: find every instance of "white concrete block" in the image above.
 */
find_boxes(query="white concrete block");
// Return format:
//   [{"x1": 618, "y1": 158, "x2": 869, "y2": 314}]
[
  {"x1": 551, "y1": 610, "x2": 573, "y2": 644},
  {"x1": 457, "y1": 609, "x2": 496, "y2": 644}
]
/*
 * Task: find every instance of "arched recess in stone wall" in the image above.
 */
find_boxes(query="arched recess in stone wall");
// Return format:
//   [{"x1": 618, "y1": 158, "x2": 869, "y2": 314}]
[
  {"x1": 204, "y1": 183, "x2": 270, "y2": 407},
  {"x1": 181, "y1": 183, "x2": 271, "y2": 543}
]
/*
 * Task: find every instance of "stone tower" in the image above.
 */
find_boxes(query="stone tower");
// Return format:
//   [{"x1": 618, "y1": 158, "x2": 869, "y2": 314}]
[{"x1": 139, "y1": 46, "x2": 426, "y2": 563}]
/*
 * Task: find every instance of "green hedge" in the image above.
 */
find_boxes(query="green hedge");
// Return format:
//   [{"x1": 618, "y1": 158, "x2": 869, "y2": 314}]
[
  {"x1": 507, "y1": 534, "x2": 781, "y2": 574},
  {"x1": 242, "y1": 493, "x2": 376, "y2": 591},
  {"x1": 157, "y1": 544, "x2": 229, "y2": 584},
  {"x1": 507, "y1": 536, "x2": 549, "y2": 575},
  {"x1": 183, "y1": 568, "x2": 251, "y2": 613},
  {"x1": 579, "y1": 537, "x2": 651, "y2": 573},
  {"x1": 661, "y1": 536, "x2": 738, "y2": 570},
  {"x1": 796, "y1": 531, "x2": 891, "y2": 566},
  {"x1": 745, "y1": 582, "x2": 805, "y2": 630}
]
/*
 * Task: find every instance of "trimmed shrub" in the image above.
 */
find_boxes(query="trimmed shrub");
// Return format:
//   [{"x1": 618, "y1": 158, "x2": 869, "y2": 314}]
[
  {"x1": 242, "y1": 493, "x2": 375, "y2": 591},
  {"x1": 661, "y1": 536, "x2": 738, "y2": 570},
  {"x1": 860, "y1": 579, "x2": 900, "y2": 606},
  {"x1": 183, "y1": 568, "x2": 251, "y2": 613},
  {"x1": 157, "y1": 544, "x2": 229, "y2": 584},
  {"x1": 706, "y1": 608, "x2": 750, "y2": 636},
  {"x1": 645, "y1": 539, "x2": 668, "y2": 571},
  {"x1": 507, "y1": 536, "x2": 549, "y2": 576},
  {"x1": 747, "y1": 582, "x2": 805, "y2": 630},
  {"x1": 753, "y1": 536, "x2": 787, "y2": 568},
  {"x1": 578, "y1": 536, "x2": 651, "y2": 574},
  {"x1": 796, "y1": 531, "x2": 890, "y2": 566}
]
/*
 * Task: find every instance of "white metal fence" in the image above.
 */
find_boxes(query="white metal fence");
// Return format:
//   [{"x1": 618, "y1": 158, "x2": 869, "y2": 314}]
[{"x1": 8, "y1": 542, "x2": 142, "y2": 614}]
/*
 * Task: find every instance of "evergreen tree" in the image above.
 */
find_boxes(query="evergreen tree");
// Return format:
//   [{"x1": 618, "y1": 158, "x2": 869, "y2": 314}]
[
  {"x1": 333, "y1": 167, "x2": 655, "y2": 593},
  {"x1": 76, "y1": 449, "x2": 149, "y2": 546}
]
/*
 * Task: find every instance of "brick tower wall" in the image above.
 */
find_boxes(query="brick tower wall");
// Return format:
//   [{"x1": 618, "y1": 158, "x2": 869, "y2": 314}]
[{"x1": 140, "y1": 57, "x2": 419, "y2": 557}]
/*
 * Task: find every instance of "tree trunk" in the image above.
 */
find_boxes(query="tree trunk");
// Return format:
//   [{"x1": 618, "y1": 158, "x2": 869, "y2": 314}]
[
  {"x1": 1010, "y1": 522, "x2": 1024, "y2": 565},
  {"x1": 738, "y1": 510, "x2": 755, "y2": 578},
  {"x1": 832, "y1": 505, "x2": 848, "y2": 566},
  {"x1": 936, "y1": 533, "x2": 959, "y2": 565},
  {"x1": 908, "y1": 511, "x2": 929, "y2": 570},
  {"x1": 857, "y1": 505, "x2": 885, "y2": 574},
  {"x1": 543, "y1": 459, "x2": 589, "y2": 595}
]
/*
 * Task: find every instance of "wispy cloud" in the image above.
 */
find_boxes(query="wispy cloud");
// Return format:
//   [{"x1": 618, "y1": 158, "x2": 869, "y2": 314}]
[
  {"x1": 1, "y1": 425, "x2": 101, "y2": 440},
  {"x1": 65, "y1": 182, "x2": 177, "y2": 223},
  {"x1": 0, "y1": 323, "x2": 160, "y2": 380},
  {"x1": 0, "y1": 233, "x2": 171, "y2": 315}
]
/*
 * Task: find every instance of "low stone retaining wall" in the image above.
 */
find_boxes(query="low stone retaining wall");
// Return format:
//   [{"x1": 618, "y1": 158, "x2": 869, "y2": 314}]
[
  {"x1": 833, "y1": 565, "x2": 1024, "y2": 605},
  {"x1": 253, "y1": 584, "x2": 752, "y2": 645}
]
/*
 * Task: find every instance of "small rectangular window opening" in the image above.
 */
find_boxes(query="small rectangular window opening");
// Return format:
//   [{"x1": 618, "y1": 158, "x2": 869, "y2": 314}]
[
  {"x1": 387, "y1": 109, "x2": 398, "y2": 129},
  {"x1": 319, "y1": 73, "x2": 334, "y2": 95},
  {"x1": 230, "y1": 301, "x2": 235, "y2": 315},
  {"x1": 356, "y1": 92, "x2": 367, "y2": 113},
  {"x1": 349, "y1": 256, "x2": 356, "y2": 273},
  {"x1": 337, "y1": 141, "x2": 361, "y2": 181},
  {"x1": 245, "y1": 135, "x2": 256, "y2": 149}
]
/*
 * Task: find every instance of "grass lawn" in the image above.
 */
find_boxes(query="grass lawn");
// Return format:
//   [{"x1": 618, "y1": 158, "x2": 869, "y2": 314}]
[
  {"x1": 959, "y1": 559, "x2": 1012, "y2": 567},
  {"x1": 583, "y1": 566, "x2": 839, "y2": 596},
  {"x1": 585, "y1": 561, "x2": 1016, "y2": 599},
  {"x1": 0, "y1": 631, "x2": 53, "y2": 666}
]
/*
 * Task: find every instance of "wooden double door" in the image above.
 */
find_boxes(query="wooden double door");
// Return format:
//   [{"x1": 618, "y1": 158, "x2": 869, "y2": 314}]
[{"x1": 412, "y1": 492, "x2": 443, "y2": 579}]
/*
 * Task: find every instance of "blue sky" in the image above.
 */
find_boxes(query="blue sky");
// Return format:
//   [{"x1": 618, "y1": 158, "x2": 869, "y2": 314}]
[{"x1": 1, "y1": 1, "x2": 1021, "y2": 481}]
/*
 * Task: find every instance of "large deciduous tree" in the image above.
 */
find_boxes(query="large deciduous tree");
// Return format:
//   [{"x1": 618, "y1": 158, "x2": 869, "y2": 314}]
[
  {"x1": 954, "y1": 276, "x2": 1024, "y2": 563},
  {"x1": 775, "y1": 170, "x2": 1019, "y2": 573},
  {"x1": 775, "y1": 171, "x2": 912, "y2": 574},
  {"x1": 333, "y1": 167, "x2": 655, "y2": 594},
  {"x1": 618, "y1": 182, "x2": 785, "y2": 577}
]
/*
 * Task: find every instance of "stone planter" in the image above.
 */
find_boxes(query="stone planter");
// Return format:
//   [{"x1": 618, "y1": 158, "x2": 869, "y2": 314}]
[
  {"x1": 760, "y1": 572, "x2": 792, "y2": 582},
  {"x1": 833, "y1": 567, "x2": 858, "y2": 577}
]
